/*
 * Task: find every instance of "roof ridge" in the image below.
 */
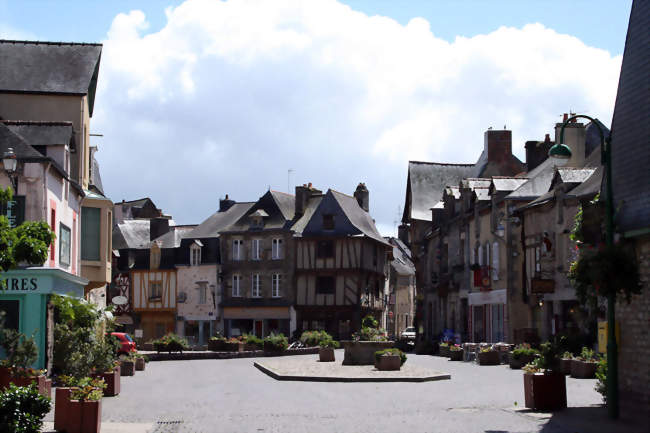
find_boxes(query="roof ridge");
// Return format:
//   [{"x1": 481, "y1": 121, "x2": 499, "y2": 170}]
[
  {"x1": 1, "y1": 120, "x2": 73, "y2": 126},
  {"x1": 409, "y1": 160, "x2": 474, "y2": 166},
  {"x1": 270, "y1": 190, "x2": 295, "y2": 197},
  {"x1": 0, "y1": 39, "x2": 102, "y2": 47},
  {"x1": 329, "y1": 189, "x2": 355, "y2": 199}
]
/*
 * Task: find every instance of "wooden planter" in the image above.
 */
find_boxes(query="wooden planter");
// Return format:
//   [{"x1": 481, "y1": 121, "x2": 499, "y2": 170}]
[
  {"x1": 244, "y1": 343, "x2": 261, "y2": 352},
  {"x1": 222, "y1": 342, "x2": 242, "y2": 352},
  {"x1": 101, "y1": 366, "x2": 121, "y2": 396},
  {"x1": 143, "y1": 342, "x2": 155, "y2": 351},
  {"x1": 570, "y1": 359, "x2": 598, "y2": 378},
  {"x1": 120, "y1": 360, "x2": 135, "y2": 376},
  {"x1": 68, "y1": 399, "x2": 102, "y2": 433},
  {"x1": 478, "y1": 350, "x2": 500, "y2": 365},
  {"x1": 263, "y1": 341, "x2": 286, "y2": 355},
  {"x1": 523, "y1": 372, "x2": 567, "y2": 411},
  {"x1": 319, "y1": 347, "x2": 335, "y2": 362},
  {"x1": 509, "y1": 354, "x2": 536, "y2": 370},
  {"x1": 135, "y1": 357, "x2": 146, "y2": 371},
  {"x1": 449, "y1": 349, "x2": 463, "y2": 361},
  {"x1": 342, "y1": 341, "x2": 394, "y2": 365},
  {"x1": 559, "y1": 358, "x2": 572, "y2": 375},
  {"x1": 54, "y1": 387, "x2": 75, "y2": 432},
  {"x1": 208, "y1": 339, "x2": 225, "y2": 351},
  {"x1": 376, "y1": 355, "x2": 401, "y2": 371},
  {"x1": 0, "y1": 368, "x2": 49, "y2": 397},
  {"x1": 439, "y1": 345, "x2": 451, "y2": 357}
]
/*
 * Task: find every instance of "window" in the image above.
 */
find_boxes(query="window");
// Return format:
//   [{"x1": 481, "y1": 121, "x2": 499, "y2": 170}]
[
  {"x1": 251, "y1": 274, "x2": 261, "y2": 297},
  {"x1": 150, "y1": 243, "x2": 161, "y2": 269},
  {"x1": 190, "y1": 244, "x2": 201, "y2": 266},
  {"x1": 59, "y1": 223, "x2": 71, "y2": 267},
  {"x1": 81, "y1": 207, "x2": 100, "y2": 261},
  {"x1": 272, "y1": 274, "x2": 282, "y2": 297},
  {"x1": 323, "y1": 214, "x2": 335, "y2": 230},
  {"x1": 232, "y1": 239, "x2": 243, "y2": 261},
  {"x1": 316, "y1": 276, "x2": 335, "y2": 294},
  {"x1": 149, "y1": 281, "x2": 162, "y2": 300},
  {"x1": 232, "y1": 274, "x2": 241, "y2": 297},
  {"x1": 477, "y1": 244, "x2": 483, "y2": 266},
  {"x1": 272, "y1": 238, "x2": 283, "y2": 260},
  {"x1": 252, "y1": 239, "x2": 261, "y2": 260},
  {"x1": 316, "y1": 240, "x2": 334, "y2": 258},
  {"x1": 492, "y1": 242, "x2": 499, "y2": 280},
  {"x1": 198, "y1": 283, "x2": 207, "y2": 304}
]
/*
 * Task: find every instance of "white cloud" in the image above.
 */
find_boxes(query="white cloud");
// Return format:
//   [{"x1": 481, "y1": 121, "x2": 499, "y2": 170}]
[{"x1": 93, "y1": 0, "x2": 622, "y2": 233}]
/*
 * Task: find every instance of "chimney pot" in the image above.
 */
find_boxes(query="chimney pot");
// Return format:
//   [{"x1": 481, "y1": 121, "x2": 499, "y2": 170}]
[{"x1": 563, "y1": 113, "x2": 568, "y2": 122}]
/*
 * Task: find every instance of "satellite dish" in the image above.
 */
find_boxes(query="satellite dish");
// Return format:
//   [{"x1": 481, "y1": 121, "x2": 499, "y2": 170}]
[{"x1": 112, "y1": 296, "x2": 128, "y2": 306}]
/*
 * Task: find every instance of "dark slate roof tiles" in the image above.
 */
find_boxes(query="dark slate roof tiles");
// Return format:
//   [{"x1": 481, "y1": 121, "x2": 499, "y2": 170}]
[{"x1": 189, "y1": 202, "x2": 255, "y2": 239}]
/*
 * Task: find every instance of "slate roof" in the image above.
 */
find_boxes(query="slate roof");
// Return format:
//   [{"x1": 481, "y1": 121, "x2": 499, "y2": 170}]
[
  {"x1": 90, "y1": 156, "x2": 104, "y2": 195},
  {"x1": 225, "y1": 190, "x2": 296, "y2": 232},
  {"x1": 444, "y1": 186, "x2": 460, "y2": 199},
  {"x1": 188, "y1": 202, "x2": 255, "y2": 239},
  {"x1": 2, "y1": 121, "x2": 74, "y2": 148},
  {"x1": 553, "y1": 168, "x2": 596, "y2": 185},
  {"x1": 474, "y1": 187, "x2": 491, "y2": 201},
  {"x1": 491, "y1": 177, "x2": 529, "y2": 192},
  {"x1": 404, "y1": 161, "x2": 475, "y2": 221},
  {"x1": 269, "y1": 191, "x2": 295, "y2": 221},
  {"x1": 290, "y1": 195, "x2": 324, "y2": 234},
  {"x1": 387, "y1": 237, "x2": 415, "y2": 276},
  {"x1": 461, "y1": 178, "x2": 492, "y2": 190},
  {"x1": 506, "y1": 157, "x2": 557, "y2": 200},
  {"x1": 113, "y1": 220, "x2": 151, "y2": 250},
  {"x1": 152, "y1": 225, "x2": 197, "y2": 249},
  {"x1": 0, "y1": 40, "x2": 102, "y2": 115}
]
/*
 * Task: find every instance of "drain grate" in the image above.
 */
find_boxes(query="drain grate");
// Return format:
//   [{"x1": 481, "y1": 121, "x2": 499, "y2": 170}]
[{"x1": 151, "y1": 419, "x2": 184, "y2": 433}]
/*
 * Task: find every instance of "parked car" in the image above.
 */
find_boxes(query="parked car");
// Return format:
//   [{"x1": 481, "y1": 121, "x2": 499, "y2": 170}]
[
  {"x1": 111, "y1": 332, "x2": 137, "y2": 355},
  {"x1": 400, "y1": 327, "x2": 416, "y2": 341}
]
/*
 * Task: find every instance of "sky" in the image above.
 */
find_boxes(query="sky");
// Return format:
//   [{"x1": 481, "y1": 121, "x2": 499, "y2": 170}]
[{"x1": 0, "y1": 0, "x2": 633, "y2": 235}]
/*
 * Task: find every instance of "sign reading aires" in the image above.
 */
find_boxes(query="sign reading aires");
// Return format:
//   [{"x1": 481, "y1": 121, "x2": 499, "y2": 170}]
[
  {"x1": 1, "y1": 276, "x2": 39, "y2": 291},
  {"x1": 0, "y1": 196, "x2": 25, "y2": 228},
  {"x1": 531, "y1": 278, "x2": 555, "y2": 294}
]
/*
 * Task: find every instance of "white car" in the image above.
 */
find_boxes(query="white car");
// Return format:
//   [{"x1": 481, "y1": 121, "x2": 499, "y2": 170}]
[{"x1": 400, "y1": 327, "x2": 416, "y2": 340}]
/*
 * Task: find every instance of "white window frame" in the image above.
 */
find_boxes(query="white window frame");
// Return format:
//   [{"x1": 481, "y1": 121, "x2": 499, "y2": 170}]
[
  {"x1": 272, "y1": 238, "x2": 283, "y2": 260},
  {"x1": 232, "y1": 274, "x2": 241, "y2": 297},
  {"x1": 272, "y1": 274, "x2": 282, "y2": 298},
  {"x1": 190, "y1": 244, "x2": 201, "y2": 266},
  {"x1": 251, "y1": 274, "x2": 261, "y2": 297},
  {"x1": 198, "y1": 284, "x2": 207, "y2": 304},
  {"x1": 252, "y1": 239, "x2": 261, "y2": 261},
  {"x1": 232, "y1": 239, "x2": 243, "y2": 261}
]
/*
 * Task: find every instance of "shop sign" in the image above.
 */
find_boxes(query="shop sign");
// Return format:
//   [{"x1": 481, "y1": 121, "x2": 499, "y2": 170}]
[
  {"x1": 0, "y1": 196, "x2": 25, "y2": 228},
  {"x1": 1, "y1": 276, "x2": 39, "y2": 292},
  {"x1": 531, "y1": 278, "x2": 555, "y2": 294}
]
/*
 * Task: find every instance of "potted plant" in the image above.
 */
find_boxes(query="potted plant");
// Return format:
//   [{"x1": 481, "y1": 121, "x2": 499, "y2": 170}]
[
  {"x1": 449, "y1": 344, "x2": 463, "y2": 361},
  {"x1": 119, "y1": 355, "x2": 136, "y2": 376},
  {"x1": 342, "y1": 315, "x2": 393, "y2": 365},
  {"x1": 243, "y1": 334, "x2": 264, "y2": 351},
  {"x1": 570, "y1": 347, "x2": 599, "y2": 379},
  {"x1": 438, "y1": 342, "x2": 451, "y2": 357},
  {"x1": 509, "y1": 344, "x2": 539, "y2": 369},
  {"x1": 559, "y1": 351, "x2": 573, "y2": 375},
  {"x1": 0, "y1": 320, "x2": 49, "y2": 397},
  {"x1": 67, "y1": 377, "x2": 106, "y2": 433},
  {"x1": 90, "y1": 333, "x2": 121, "y2": 397},
  {"x1": 318, "y1": 333, "x2": 339, "y2": 362},
  {"x1": 477, "y1": 347, "x2": 500, "y2": 365},
  {"x1": 374, "y1": 348, "x2": 406, "y2": 371},
  {"x1": 0, "y1": 383, "x2": 51, "y2": 433},
  {"x1": 522, "y1": 340, "x2": 567, "y2": 411},
  {"x1": 152, "y1": 333, "x2": 190, "y2": 354},
  {"x1": 208, "y1": 335, "x2": 226, "y2": 351},
  {"x1": 263, "y1": 333, "x2": 288, "y2": 355},
  {"x1": 133, "y1": 353, "x2": 148, "y2": 371}
]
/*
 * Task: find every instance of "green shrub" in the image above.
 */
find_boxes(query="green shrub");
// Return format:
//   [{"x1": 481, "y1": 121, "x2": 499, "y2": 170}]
[
  {"x1": 361, "y1": 315, "x2": 378, "y2": 329},
  {"x1": 374, "y1": 348, "x2": 407, "y2": 366},
  {"x1": 0, "y1": 312, "x2": 38, "y2": 369},
  {"x1": 69, "y1": 377, "x2": 106, "y2": 402},
  {"x1": 300, "y1": 330, "x2": 338, "y2": 347},
  {"x1": 512, "y1": 344, "x2": 539, "y2": 360},
  {"x1": 580, "y1": 346, "x2": 597, "y2": 361},
  {"x1": 263, "y1": 333, "x2": 288, "y2": 352},
  {"x1": 595, "y1": 358, "x2": 607, "y2": 403},
  {"x1": 242, "y1": 334, "x2": 264, "y2": 348},
  {"x1": 152, "y1": 334, "x2": 189, "y2": 353},
  {"x1": 0, "y1": 383, "x2": 51, "y2": 433},
  {"x1": 319, "y1": 335, "x2": 340, "y2": 349}
]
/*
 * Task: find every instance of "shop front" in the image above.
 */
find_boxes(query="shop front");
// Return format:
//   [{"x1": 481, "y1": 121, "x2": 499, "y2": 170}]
[
  {"x1": 468, "y1": 289, "x2": 507, "y2": 343},
  {"x1": 223, "y1": 306, "x2": 290, "y2": 338},
  {"x1": 0, "y1": 267, "x2": 88, "y2": 370}
]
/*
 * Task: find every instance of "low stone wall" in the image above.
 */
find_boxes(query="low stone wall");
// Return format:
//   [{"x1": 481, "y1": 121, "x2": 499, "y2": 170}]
[
  {"x1": 342, "y1": 341, "x2": 394, "y2": 365},
  {"x1": 143, "y1": 347, "x2": 319, "y2": 361}
]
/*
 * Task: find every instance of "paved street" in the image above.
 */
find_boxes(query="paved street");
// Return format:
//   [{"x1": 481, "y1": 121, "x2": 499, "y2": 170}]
[{"x1": 43, "y1": 352, "x2": 644, "y2": 433}]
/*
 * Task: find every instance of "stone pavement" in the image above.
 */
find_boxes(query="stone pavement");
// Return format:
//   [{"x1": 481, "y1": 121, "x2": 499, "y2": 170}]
[{"x1": 40, "y1": 351, "x2": 647, "y2": 433}]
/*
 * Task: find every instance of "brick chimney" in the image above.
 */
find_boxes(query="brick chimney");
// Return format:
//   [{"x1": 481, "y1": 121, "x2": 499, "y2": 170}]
[
  {"x1": 150, "y1": 217, "x2": 170, "y2": 241},
  {"x1": 525, "y1": 134, "x2": 553, "y2": 172},
  {"x1": 295, "y1": 183, "x2": 321, "y2": 216},
  {"x1": 219, "y1": 194, "x2": 235, "y2": 212},
  {"x1": 353, "y1": 182, "x2": 369, "y2": 212},
  {"x1": 484, "y1": 129, "x2": 512, "y2": 163}
]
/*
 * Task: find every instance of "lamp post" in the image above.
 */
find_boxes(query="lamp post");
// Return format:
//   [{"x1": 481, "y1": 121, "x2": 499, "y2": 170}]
[
  {"x1": 2, "y1": 147, "x2": 18, "y2": 193},
  {"x1": 548, "y1": 114, "x2": 618, "y2": 418}
]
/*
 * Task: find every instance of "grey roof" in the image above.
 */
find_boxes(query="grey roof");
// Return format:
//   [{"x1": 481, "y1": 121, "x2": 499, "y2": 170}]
[
  {"x1": 444, "y1": 186, "x2": 460, "y2": 199},
  {"x1": 519, "y1": 167, "x2": 598, "y2": 211},
  {"x1": 462, "y1": 178, "x2": 492, "y2": 190},
  {"x1": 474, "y1": 187, "x2": 491, "y2": 201},
  {"x1": 113, "y1": 220, "x2": 150, "y2": 250},
  {"x1": 3, "y1": 121, "x2": 74, "y2": 147},
  {"x1": 387, "y1": 237, "x2": 415, "y2": 275},
  {"x1": 569, "y1": 166, "x2": 602, "y2": 198},
  {"x1": 0, "y1": 40, "x2": 102, "y2": 115},
  {"x1": 269, "y1": 191, "x2": 295, "y2": 221},
  {"x1": 553, "y1": 168, "x2": 596, "y2": 186},
  {"x1": 491, "y1": 177, "x2": 529, "y2": 192},
  {"x1": 405, "y1": 161, "x2": 474, "y2": 221},
  {"x1": 188, "y1": 202, "x2": 255, "y2": 239},
  {"x1": 90, "y1": 156, "x2": 104, "y2": 195},
  {"x1": 506, "y1": 157, "x2": 557, "y2": 200},
  {"x1": 250, "y1": 209, "x2": 269, "y2": 218},
  {"x1": 0, "y1": 123, "x2": 44, "y2": 160},
  {"x1": 329, "y1": 190, "x2": 390, "y2": 245},
  {"x1": 152, "y1": 225, "x2": 197, "y2": 249},
  {"x1": 226, "y1": 190, "x2": 295, "y2": 232},
  {"x1": 291, "y1": 195, "x2": 323, "y2": 234}
]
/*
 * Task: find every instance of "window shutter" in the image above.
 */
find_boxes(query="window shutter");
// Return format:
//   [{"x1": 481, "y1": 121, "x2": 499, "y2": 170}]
[
  {"x1": 492, "y1": 242, "x2": 499, "y2": 280},
  {"x1": 478, "y1": 245, "x2": 483, "y2": 266}
]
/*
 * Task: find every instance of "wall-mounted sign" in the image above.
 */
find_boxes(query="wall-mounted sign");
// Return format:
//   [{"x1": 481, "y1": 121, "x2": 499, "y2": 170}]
[
  {"x1": 0, "y1": 196, "x2": 25, "y2": 228},
  {"x1": 531, "y1": 278, "x2": 555, "y2": 294}
]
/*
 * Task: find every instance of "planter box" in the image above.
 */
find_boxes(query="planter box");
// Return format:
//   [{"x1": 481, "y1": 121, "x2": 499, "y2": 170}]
[
  {"x1": 559, "y1": 358, "x2": 572, "y2": 375},
  {"x1": 342, "y1": 341, "x2": 394, "y2": 365},
  {"x1": 319, "y1": 347, "x2": 335, "y2": 362},
  {"x1": 263, "y1": 341, "x2": 286, "y2": 355},
  {"x1": 509, "y1": 354, "x2": 536, "y2": 370},
  {"x1": 439, "y1": 345, "x2": 451, "y2": 357},
  {"x1": 449, "y1": 349, "x2": 463, "y2": 361},
  {"x1": 570, "y1": 359, "x2": 598, "y2": 378},
  {"x1": 523, "y1": 372, "x2": 567, "y2": 411},
  {"x1": 222, "y1": 342, "x2": 243, "y2": 352},
  {"x1": 120, "y1": 360, "x2": 135, "y2": 376},
  {"x1": 208, "y1": 339, "x2": 225, "y2": 351},
  {"x1": 54, "y1": 387, "x2": 75, "y2": 432},
  {"x1": 244, "y1": 343, "x2": 262, "y2": 352},
  {"x1": 477, "y1": 351, "x2": 500, "y2": 365},
  {"x1": 68, "y1": 399, "x2": 102, "y2": 433},
  {"x1": 135, "y1": 357, "x2": 146, "y2": 371},
  {"x1": 101, "y1": 366, "x2": 121, "y2": 396},
  {"x1": 376, "y1": 355, "x2": 401, "y2": 371},
  {"x1": 0, "y1": 368, "x2": 49, "y2": 397},
  {"x1": 143, "y1": 342, "x2": 155, "y2": 351}
]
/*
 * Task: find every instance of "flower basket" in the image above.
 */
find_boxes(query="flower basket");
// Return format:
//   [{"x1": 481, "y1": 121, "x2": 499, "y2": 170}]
[
  {"x1": 135, "y1": 357, "x2": 146, "y2": 371},
  {"x1": 376, "y1": 354, "x2": 401, "y2": 371},
  {"x1": 477, "y1": 350, "x2": 500, "y2": 365},
  {"x1": 54, "y1": 387, "x2": 75, "y2": 432},
  {"x1": 523, "y1": 372, "x2": 567, "y2": 411},
  {"x1": 319, "y1": 347, "x2": 335, "y2": 362},
  {"x1": 570, "y1": 359, "x2": 598, "y2": 378},
  {"x1": 120, "y1": 360, "x2": 135, "y2": 376},
  {"x1": 559, "y1": 358, "x2": 572, "y2": 375},
  {"x1": 449, "y1": 349, "x2": 463, "y2": 361},
  {"x1": 68, "y1": 399, "x2": 102, "y2": 433}
]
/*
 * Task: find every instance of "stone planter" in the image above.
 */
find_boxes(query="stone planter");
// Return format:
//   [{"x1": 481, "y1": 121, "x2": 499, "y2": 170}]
[
  {"x1": 477, "y1": 350, "x2": 500, "y2": 365},
  {"x1": 559, "y1": 358, "x2": 572, "y2": 375},
  {"x1": 439, "y1": 345, "x2": 451, "y2": 357},
  {"x1": 376, "y1": 354, "x2": 401, "y2": 371},
  {"x1": 342, "y1": 341, "x2": 394, "y2": 365},
  {"x1": 54, "y1": 387, "x2": 75, "y2": 432},
  {"x1": 68, "y1": 399, "x2": 102, "y2": 433},
  {"x1": 135, "y1": 357, "x2": 146, "y2": 371},
  {"x1": 319, "y1": 347, "x2": 335, "y2": 362},
  {"x1": 449, "y1": 349, "x2": 463, "y2": 361},
  {"x1": 523, "y1": 372, "x2": 567, "y2": 411},
  {"x1": 570, "y1": 359, "x2": 598, "y2": 378},
  {"x1": 509, "y1": 354, "x2": 536, "y2": 370},
  {"x1": 120, "y1": 360, "x2": 135, "y2": 376}
]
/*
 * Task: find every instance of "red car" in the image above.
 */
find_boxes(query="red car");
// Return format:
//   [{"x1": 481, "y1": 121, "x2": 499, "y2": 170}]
[{"x1": 111, "y1": 332, "x2": 137, "y2": 356}]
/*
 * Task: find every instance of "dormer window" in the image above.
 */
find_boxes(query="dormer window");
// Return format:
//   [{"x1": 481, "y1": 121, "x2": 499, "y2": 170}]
[
  {"x1": 323, "y1": 214, "x2": 335, "y2": 230},
  {"x1": 190, "y1": 242, "x2": 202, "y2": 266},
  {"x1": 249, "y1": 209, "x2": 269, "y2": 228}
]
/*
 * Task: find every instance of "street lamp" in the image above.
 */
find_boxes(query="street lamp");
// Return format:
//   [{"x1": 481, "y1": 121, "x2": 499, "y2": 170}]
[
  {"x1": 2, "y1": 148, "x2": 18, "y2": 192},
  {"x1": 549, "y1": 114, "x2": 618, "y2": 419}
]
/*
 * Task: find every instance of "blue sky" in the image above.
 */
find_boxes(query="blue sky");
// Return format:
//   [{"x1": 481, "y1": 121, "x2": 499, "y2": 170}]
[{"x1": 0, "y1": 1, "x2": 633, "y2": 232}]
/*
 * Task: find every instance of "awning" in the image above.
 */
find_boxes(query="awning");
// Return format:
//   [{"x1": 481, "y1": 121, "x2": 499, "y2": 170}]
[{"x1": 468, "y1": 289, "x2": 506, "y2": 306}]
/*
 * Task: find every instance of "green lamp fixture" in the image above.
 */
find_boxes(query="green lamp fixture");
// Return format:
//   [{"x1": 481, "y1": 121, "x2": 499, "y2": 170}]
[{"x1": 548, "y1": 142, "x2": 572, "y2": 165}]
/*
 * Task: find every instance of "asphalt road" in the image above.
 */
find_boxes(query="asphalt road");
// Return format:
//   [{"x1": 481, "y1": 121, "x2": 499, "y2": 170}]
[{"x1": 43, "y1": 352, "x2": 645, "y2": 433}]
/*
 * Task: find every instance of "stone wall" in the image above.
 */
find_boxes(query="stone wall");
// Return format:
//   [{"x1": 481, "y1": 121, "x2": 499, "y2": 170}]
[{"x1": 616, "y1": 234, "x2": 649, "y2": 427}]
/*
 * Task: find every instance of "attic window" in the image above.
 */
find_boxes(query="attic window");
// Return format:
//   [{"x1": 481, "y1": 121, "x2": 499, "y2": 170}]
[{"x1": 323, "y1": 214, "x2": 335, "y2": 230}]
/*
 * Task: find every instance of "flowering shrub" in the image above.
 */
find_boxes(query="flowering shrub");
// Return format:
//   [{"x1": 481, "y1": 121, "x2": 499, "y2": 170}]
[{"x1": 374, "y1": 348, "x2": 407, "y2": 366}]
